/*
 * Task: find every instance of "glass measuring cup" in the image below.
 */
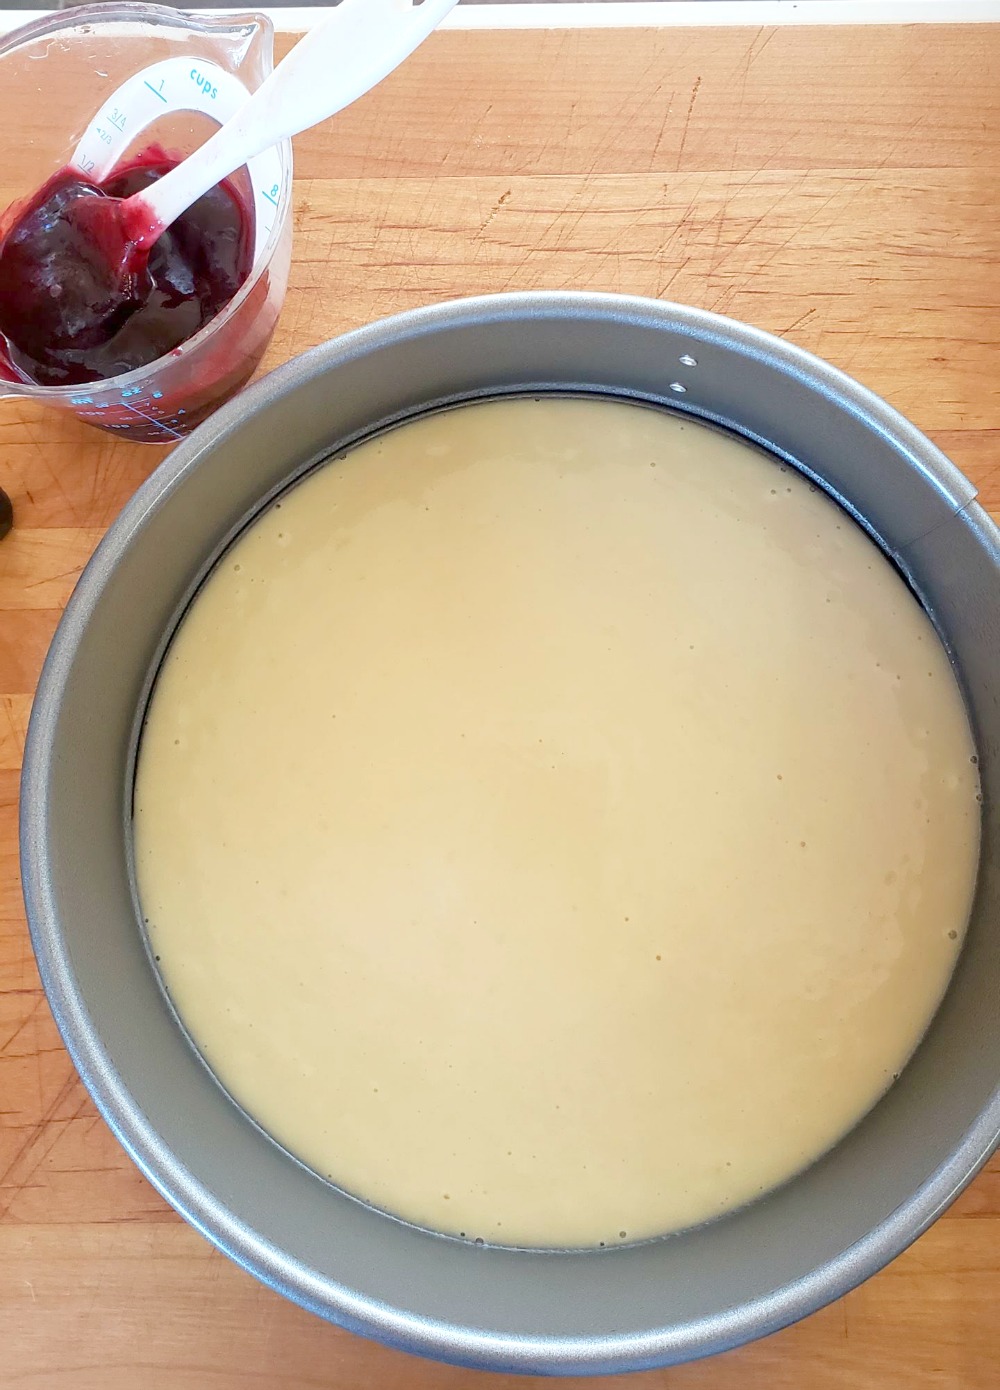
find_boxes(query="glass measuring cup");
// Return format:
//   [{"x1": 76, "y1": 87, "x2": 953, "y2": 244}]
[{"x1": 0, "y1": 3, "x2": 293, "y2": 443}]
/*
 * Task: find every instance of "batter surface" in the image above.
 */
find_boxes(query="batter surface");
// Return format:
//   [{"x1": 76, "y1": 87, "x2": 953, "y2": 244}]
[{"x1": 134, "y1": 397, "x2": 980, "y2": 1247}]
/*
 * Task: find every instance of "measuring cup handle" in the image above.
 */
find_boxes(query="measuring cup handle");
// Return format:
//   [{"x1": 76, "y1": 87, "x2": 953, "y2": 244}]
[{"x1": 137, "y1": 0, "x2": 458, "y2": 241}]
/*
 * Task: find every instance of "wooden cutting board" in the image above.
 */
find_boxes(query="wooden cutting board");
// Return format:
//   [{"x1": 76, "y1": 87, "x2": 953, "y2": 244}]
[{"x1": 2, "y1": 22, "x2": 999, "y2": 1390}]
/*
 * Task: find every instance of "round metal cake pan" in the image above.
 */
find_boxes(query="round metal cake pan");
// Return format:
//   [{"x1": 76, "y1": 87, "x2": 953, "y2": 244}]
[{"x1": 20, "y1": 292, "x2": 1000, "y2": 1374}]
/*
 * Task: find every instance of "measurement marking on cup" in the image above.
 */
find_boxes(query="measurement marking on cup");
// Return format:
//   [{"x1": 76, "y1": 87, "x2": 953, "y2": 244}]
[
  {"x1": 122, "y1": 402, "x2": 186, "y2": 441},
  {"x1": 260, "y1": 185, "x2": 279, "y2": 208},
  {"x1": 144, "y1": 79, "x2": 168, "y2": 103}
]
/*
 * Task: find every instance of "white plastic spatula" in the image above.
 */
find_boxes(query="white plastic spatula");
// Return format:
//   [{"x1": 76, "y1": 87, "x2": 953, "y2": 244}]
[
  {"x1": 126, "y1": 0, "x2": 459, "y2": 248},
  {"x1": 0, "y1": 0, "x2": 458, "y2": 366}
]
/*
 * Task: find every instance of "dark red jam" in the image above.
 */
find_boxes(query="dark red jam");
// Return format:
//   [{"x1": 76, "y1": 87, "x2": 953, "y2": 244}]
[{"x1": 0, "y1": 146, "x2": 253, "y2": 388}]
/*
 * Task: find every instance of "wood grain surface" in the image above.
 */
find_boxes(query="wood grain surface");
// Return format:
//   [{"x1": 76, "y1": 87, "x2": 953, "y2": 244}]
[{"x1": 2, "y1": 23, "x2": 999, "y2": 1390}]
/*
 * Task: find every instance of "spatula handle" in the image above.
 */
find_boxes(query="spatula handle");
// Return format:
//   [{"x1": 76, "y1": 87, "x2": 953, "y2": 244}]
[{"x1": 132, "y1": 0, "x2": 458, "y2": 245}]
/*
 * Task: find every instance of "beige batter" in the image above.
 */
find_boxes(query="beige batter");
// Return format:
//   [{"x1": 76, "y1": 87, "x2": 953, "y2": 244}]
[{"x1": 134, "y1": 397, "x2": 980, "y2": 1248}]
